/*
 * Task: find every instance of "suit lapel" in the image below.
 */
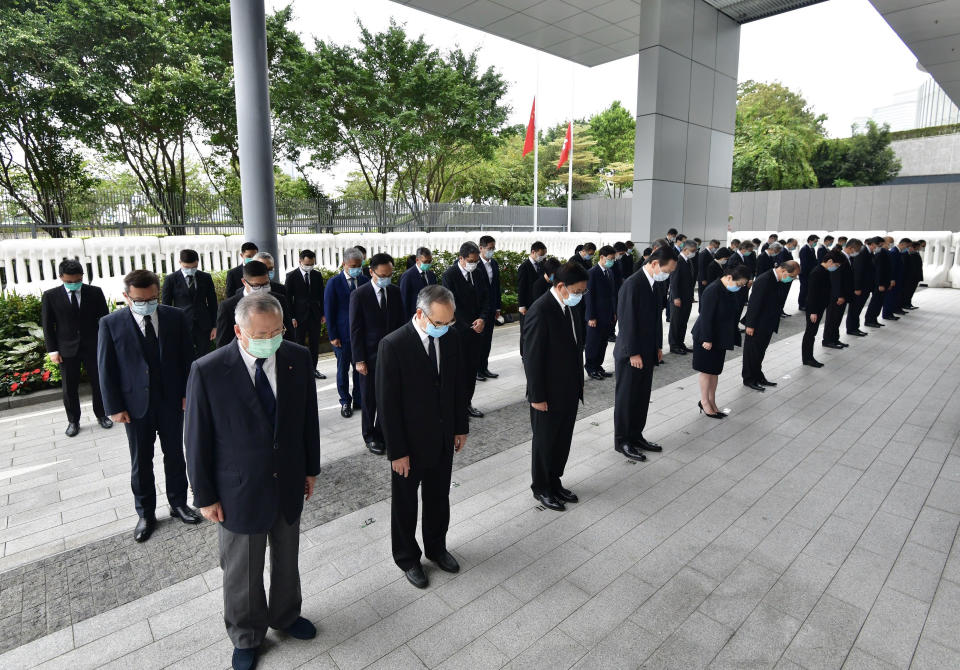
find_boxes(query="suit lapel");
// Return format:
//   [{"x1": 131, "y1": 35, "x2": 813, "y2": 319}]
[
  {"x1": 223, "y1": 342, "x2": 268, "y2": 423},
  {"x1": 274, "y1": 345, "x2": 291, "y2": 434}
]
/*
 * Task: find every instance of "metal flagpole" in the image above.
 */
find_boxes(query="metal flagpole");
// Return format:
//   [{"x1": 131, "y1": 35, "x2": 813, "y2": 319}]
[
  {"x1": 567, "y1": 66, "x2": 574, "y2": 233},
  {"x1": 533, "y1": 56, "x2": 539, "y2": 232}
]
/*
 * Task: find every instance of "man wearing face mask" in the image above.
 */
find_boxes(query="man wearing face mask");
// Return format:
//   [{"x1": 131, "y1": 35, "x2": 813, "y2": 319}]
[
  {"x1": 161, "y1": 249, "x2": 218, "y2": 360},
  {"x1": 668, "y1": 240, "x2": 698, "y2": 355},
  {"x1": 584, "y1": 245, "x2": 618, "y2": 379},
  {"x1": 756, "y1": 241, "x2": 781, "y2": 276},
  {"x1": 802, "y1": 250, "x2": 844, "y2": 367},
  {"x1": 285, "y1": 249, "x2": 327, "y2": 380},
  {"x1": 225, "y1": 241, "x2": 259, "y2": 298},
  {"x1": 822, "y1": 239, "x2": 861, "y2": 349},
  {"x1": 517, "y1": 241, "x2": 546, "y2": 357},
  {"x1": 350, "y1": 253, "x2": 406, "y2": 455},
  {"x1": 864, "y1": 237, "x2": 891, "y2": 328},
  {"x1": 523, "y1": 261, "x2": 588, "y2": 511},
  {"x1": 613, "y1": 246, "x2": 679, "y2": 460},
  {"x1": 477, "y1": 236, "x2": 501, "y2": 380},
  {"x1": 741, "y1": 261, "x2": 799, "y2": 392},
  {"x1": 185, "y1": 292, "x2": 321, "y2": 670},
  {"x1": 399, "y1": 247, "x2": 436, "y2": 319},
  {"x1": 442, "y1": 241, "x2": 490, "y2": 418},
  {"x1": 615, "y1": 241, "x2": 633, "y2": 279},
  {"x1": 570, "y1": 242, "x2": 596, "y2": 270},
  {"x1": 216, "y1": 261, "x2": 295, "y2": 349},
  {"x1": 696, "y1": 240, "x2": 719, "y2": 301},
  {"x1": 798, "y1": 235, "x2": 819, "y2": 311},
  {"x1": 325, "y1": 247, "x2": 369, "y2": 417},
  {"x1": 530, "y1": 257, "x2": 561, "y2": 303},
  {"x1": 847, "y1": 238, "x2": 874, "y2": 338},
  {"x1": 97, "y1": 270, "x2": 201, "y2": 542},
  {"x1": 377, "y1": 285, "x2": 468, "y2": 589},
  {"x1": 42, "y1": 259, "x2": 112, "y2": 437},
  {"x1": 253, "y1": 252, "x2": 285, "y2": 296}
]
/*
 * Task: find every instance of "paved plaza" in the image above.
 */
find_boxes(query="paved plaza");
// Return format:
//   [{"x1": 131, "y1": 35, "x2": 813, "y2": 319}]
[{"x1": 0, "y1": 287, "x2": 959, "y2": 669}]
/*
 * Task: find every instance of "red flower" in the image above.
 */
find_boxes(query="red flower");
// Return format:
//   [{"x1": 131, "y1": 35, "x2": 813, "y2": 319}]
[
  {"x1": 20, "y1": 373, "x2": 28, "y2": 381},
  {"x1": 42, "y1": 371, "x2": 51, "y2": 382},
  {"x1": 10, "y1": 382, "x2": 18, "y2": 391},
  {"x1": 32, "y1": 369, "x2": 40, "y2": 375}
]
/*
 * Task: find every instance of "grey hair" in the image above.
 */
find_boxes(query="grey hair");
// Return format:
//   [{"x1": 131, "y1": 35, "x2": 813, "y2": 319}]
[
  {"x1": 768, "y1": 242, "x2": 783, "y2": 253},
  {"x1": 235, "y1": 292, "x2": 283, "y2": 329},
  {"x1": 254, "y1": 251, "x2": 274, "y2": 264},
  {"x1": 343, "y1": 247, "x2": 363, "y2": 264},
  {"x1": 682, "y1": 240, "x2": 698, "y2": 251},
  {"x1": 416, "y1": 284, "x2": 455, "y2": 316}
]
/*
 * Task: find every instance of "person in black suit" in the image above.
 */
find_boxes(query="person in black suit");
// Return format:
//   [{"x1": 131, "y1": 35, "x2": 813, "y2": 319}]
[
  {"x1": 325, "y1": 247, "x2": 368, "y2": 417},
  {"x1": 517, "y1": 241, "x2": 546, "y2": 357},
  {"x1": 584, "y1": 245, "x2": 618, "y2": 379},
  {"x1": 692, "y1": 265, "x2": 752, "y2": 417},
  {"x1": 377, "y1": 284, "x2": 468, "y2": 590},
  {"x1": 668, "y1": 240, "x2": 698, "y2": 355},
  {"x1": 756, "y1": 241, "x2": 780, "y2": 276},
  {"x1": 615, "y1": 241, "x2": 633, "y2": 280},
  {"x1": 865, "y1": 237, "x2": 892, "y2": 327},
  {"x1": 847, "y1": 238, "x2": 874, "y2": 338},
  {"x1": 741, "y1": 261, "x2": 799, "y2": 391},
  {"x1": 798, "y1": 234, "x2": 819, "y2": 310},
  {"x1": 704, "y1": 247, "x2": 731, "y2": 286},
  {"x1": 760, "y1": 234, "x2": 778, "y2": 253},
  {"x1": 442, "y1": 241, "x2": 489, "y2": 419},
  {"x1": 97, "y1": 270, "x2": 201, "y2": 542},
  {"x1": 696, "y1": 240, "x2": 719, "y2": 300},
  {"x1": 161, "y1": 249, "x2": 218, "y2": 361},
  {"x1": 569, "y1": 242, "x2": 596, "y2": 269},
  {"x1": 523, "y1": 261, "x2": 587, "y2": 512},
  {"x1": 477, "y1": 235, "x2": 501, "y2": 380},
  {"x1": 225, "y1": 241, "x2": 259, "y2": 298},
  {"x1": 802, "y1": 250, "x2": 844, "y2": 367},
  {"x1": 184, "y1": 292, "x2": 320, "y2": 670},
  {"x1": 216, "y1": 261, "x2": 294, "y2": 349},
  {"x1": 253, "y1": 252, "x2": 286, "y2": 296},
  {"x1": 613, "y1": 246, "x2": 679, "y2": 462},
  {"x1": 823, "y1": 239, "x2": 862, "y2": 348},
  {"x1": 530, "y1": 257, "x2": 561, "y2": 301},
  {"x1": 777, "y1": 241, "x2": 797, "y2": 317},
  {"x1": 285, "y1": 249, "x2": 327, "y2": 379},
  {"x1": 42, "y1": 259, "x2": 112, "y2": 437},
  {"x1": 350, "y1": 253, "x2": 406, "y2": 455},
  {"x1": 399, "y1": 247, "x2": 437, "y2": 318},
  {"x1": 902, "y1": 241, "x2": 923, "y2": 309},
  {"x1": 816, "y1": 236, "x2": 834, "y2": 263}
]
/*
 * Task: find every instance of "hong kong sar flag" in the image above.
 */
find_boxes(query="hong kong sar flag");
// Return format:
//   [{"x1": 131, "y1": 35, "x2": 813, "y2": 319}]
[
  {"x1": 557, "y1": 122, "x2": 572, "y2": 169},
  {"x1": 522, "y1": 98, "x2": 536, "y2": 157}
]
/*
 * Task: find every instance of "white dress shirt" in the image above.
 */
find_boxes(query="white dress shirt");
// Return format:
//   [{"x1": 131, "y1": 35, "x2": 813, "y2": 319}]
[
  {"x1": 236, "y1": 339, "x2": 277, "y2": 397},
  {"x1": 643, "y1": 266, "x2": 656, "y2": 290},
  {"x1": 550, "y1": 287, "x2": 577, "y2": 343},
  {"x1": 412, "y1": 316, "x2": 440, "y2": 373},
  {"x1": 129, "y1": 307, "x2": 159, "y2": 338},
  {"x1": 482, "y1": 257, "x2": 494, "y2": 283},
  {"x1": 374, "y1": 281, "x2": 387, "y2": 306},
  {"x1": 459, "y1": 263, "x2": 473, "y2": 282},
  {"x1": 64, "y1": 284, "x2": 81, "y2": 306}
]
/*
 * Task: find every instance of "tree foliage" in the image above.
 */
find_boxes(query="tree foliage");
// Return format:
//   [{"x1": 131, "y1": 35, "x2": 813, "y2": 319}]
[{"x1": 810, "y1": 120, "x2": 901, "y2": 187}]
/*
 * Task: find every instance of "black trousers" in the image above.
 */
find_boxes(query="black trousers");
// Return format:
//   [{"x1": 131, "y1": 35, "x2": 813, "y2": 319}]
[
  {"x1": 798, "y1": 275, "x2": 809, "y2": 309},
  {"x1": 295, "y1": 315, "x2": 323, "y2": 366},
  {"x1": 479, "y1": 315, "x2": 494, "y2": 372},
  {"x1": 865, "y1": 288, "x2": 885, "y2": 323},
  {"x1": 823, "y1": 300, "x2": 847, "y2": 343},
  {"x1": 359, "y1": 355, "x2": 381, "y2": 443},
  {"x1": 584, "y1": 318, "x2": 613, "y2": 372},
  {"x1": 124, "y1": 401, "x2": 187, "y2": 518},
  {"x1": 190, "y1": 325, "x2": 212, "y2": 361},
  {"x1": 59, "y1": 347, "x2": 105, "y2": 423},
  {"x1": 391, "y1": 453, "x2": 453, "y2": 571},
  {"x1": 668, "y1": 301, "x2": 692, "y2": 348},
  {"x1": 741, "y1": 329, "x2": 773, "y2": 384},
  {"x1": 530, "y1": 403, "x2": 577, "y2": 496},
  {"x1": 458, "y1": 326, "x2": 482, "y2": 403},
  {"x1": 845, "y1": 291, "x2": 870, "y2": 333},
  {"x1": 882, "y1": 285, "x2": 901, "y2": 317},
  {"x1": 802, "y1": 312, "x2": 822, "y2": 361},
  {"x1": 614, "y1": 355, "x2": 654, "y2": 445},
  {"x1": 901, "y1": 280, "x2": 919, "y2": 307}
]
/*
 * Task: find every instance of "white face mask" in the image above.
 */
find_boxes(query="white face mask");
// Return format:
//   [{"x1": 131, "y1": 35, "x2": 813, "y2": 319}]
[
  {"x1": 464, "y1": 261, "x2": 479, "y2": 273},
  {"x1": 653, "y1": 271, "x2": 670, "y2": 282}
]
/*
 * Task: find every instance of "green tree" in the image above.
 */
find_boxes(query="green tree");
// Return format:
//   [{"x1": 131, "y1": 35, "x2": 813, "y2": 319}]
[
  {"x1": 539, "y1": 123, "x2": 601, "y2": 206},
  {"x1": 589, "y1": 101, "x2": 635, "y2": 166},
  {"x1": 810, "y1": 120, "x2": 901, "y2": 187}
]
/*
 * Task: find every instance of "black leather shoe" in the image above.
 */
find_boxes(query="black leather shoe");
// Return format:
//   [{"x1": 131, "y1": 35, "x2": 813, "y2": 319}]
[
  {"x1": 482, "y1": 369, "x2": 499, "y2": 379},
  {"x1": 904, "y1": 305, "x2": 918, "y2": 310},
  {"x1": 366, "y1": 441, "x2": 386, "y2": 455},
  {"x1": 232, "y1": 646, "x2": 258, "y2": 670},
  {"x1": 405, "y1": 564, "x2": 429, "y2": 589},
  {"x1": 670, "y1": 347, "x2": 687, "y2": 355},
  {"x1": 98, "y1": 417, "x2": 113, "y2": 429},
  {"x1": 745, "y1": 382, "x2": 766, "y2": 392},
  {"x1": 65, "y1": 422, "x2": 80, "y2": 438},
  {"x1": 884, "y1": 315, "x2": 900, "y2": 321},
  {"x1": 894, "y1": 310, "x2": 907, "y2": 315},
  {"x1": 615, "y1": 442, "x2": 647, "y2": 461},
  {"x1": 340, "y1": 405, "x2": 353, "y2": 418},
  {"x1": 588, "y1": 371, "x2": 605, "y2": 380},
  {"x1": 822, "y1": 341, "x2": 844, "y2": 349},
  {"x1": 556, "y1": 487, "x2": 578, "y2": 503},
  {"x1": 475, "y1": 373, "x2": 487, "y2": 382},
  {"x1": 428, "y1": 551, "x2": 460, "y2": 573},
  {"x1": 170, "y1": 505, "x2": 201, "y2": 524},
  {"x1": 758, "y1": 379, "x2": 778, "y2": 387},
  {"x1": 780, "y1": 312, "x2": 790, "y2": 318},
  {"x1": 535, "y1": 492, "x2": 565, "y2": 511},
  {"x1": 864, "y1": 321, "x2": 883, "y2": 328},
  {"x1": 314, "y1": 370, "x2": 326, "y2": 379},
  {"x1": 134, "y1": 516, "x2": 156, "y2": 542},
  {"x1": 838, "y1": 342, "x2": 850, "y2": 348},
  {"x1": 637, "y1": 438, "x2": 663, "y2": 452},
  {"x1": 607, "y1": 335, "x2": 617, "y2": 343},
  {"x1": 803, "y1": 359, "x2": 824, "y2": 368},
  {"x1": 846, "y1": 330, "x2": 867, "y2": 337},
  {"x1": 278, "y1": 616, "x2": 317, "y2": 640},
  {"x1": 467, "y1": 406, "x2": 484, "y2": 418},
  {"x1": 600, "y1": 369, "x2": 613, "y2": 378}
]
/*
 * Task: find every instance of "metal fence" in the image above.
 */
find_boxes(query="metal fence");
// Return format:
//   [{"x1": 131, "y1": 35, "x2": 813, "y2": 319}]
[{"x1": 0, "y1": 190, "x2": 572, "y2": 238}]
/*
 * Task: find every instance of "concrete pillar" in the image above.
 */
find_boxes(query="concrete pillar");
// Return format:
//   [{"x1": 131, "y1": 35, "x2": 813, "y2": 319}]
[
  {"x1": 631, "y1": 0, "x2": 740, "y2": 246},
  {"x1": 230, "y1": 0, "x2": 278, "y2": 258}
]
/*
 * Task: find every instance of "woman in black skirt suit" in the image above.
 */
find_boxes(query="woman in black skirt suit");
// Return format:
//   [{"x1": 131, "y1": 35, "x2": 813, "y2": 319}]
[{"x1": 691, "y1": 265, "x2": 752, "y2": 418}]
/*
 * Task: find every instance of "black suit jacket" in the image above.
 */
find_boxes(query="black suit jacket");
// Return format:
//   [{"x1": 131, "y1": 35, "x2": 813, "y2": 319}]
[
  {"x1": 442, "y1": 264, "x2": 490, "y2": 328},
  {"x1": 184, "y1": 340, "x2": 320, "y2": 534},
  {"x1": 831, "y1": 255, "x2": 854, "y2": 300},
  {"x1": 97, "y1": 305, "x2": 193, "y2": 419},
  {"x1": 614, "y1": 269, "x2": 662, "y2": 362},
  {"x1": 531, "y1": 276, "x2": 552, "y2": 304},
  {"x1": 704, "y1": 259, "x2": 724, "y2": 285},
  {"x1": 349, "y1": 282, "x2": 405, "y2": 364},
  {"x1": 669, "y1": 255, "x2": 694, "y2": 304},
  {"x1": 522, "y1": 289, "x2": 584, "y2": 410},
  {"x1": 481, "y1": 258, "x2": 501, "y2": 318},
  {"x1": 585, "y1": 264, "x2": 617, "y2": 323},
  {"x1": 756, "y1": 252, "x2": 776, "y2": 276},
  {"x1": 215, "y1": 289, "x2": 295, "y2": 348},
  {"x1": 799, "y1": 245, "x2": 816, "y2": 277},
  {"x1": 696, "y1": 250, "x2": 714, "y2": 286},
  {"x1": 853, "y1": 250, "x2": 874, "y2": 292},
  {"x1": 692, "y1": 279, "x2": 740, "y2": 350},
  {"x1": 873, "y1": 249, "x2": 892, "y2": 288},
  {"x1": 161, "y1": 270, "x2": 218, "y2": 332},
  {"x1": 743, "y1": 270, "x2": 782, "y2": 335},
  {"x1": 745, "y1": 252, "x2": 758, "y2": 278},
  {"x1": 517, "y1": 258, "x2": 540, "y2": 311},
  {"x1": 726, "y1": 252, "x2": 745, "y2": 271},
  {"x1": 284, "y1": 268, "x2": 325, "y2": 324},
  {"x1": 42, "y1": 284, "x2": 109, "y2": 358},
  {"x1": 225, "y1": 264, "x2": 245, "y2": 298},
  {"x1": 806, "y1": 265, "x2": 832, "y2": 315},
  {"x1": 399, "y1": 266, "x2": 437, "y2": 318},
  {"x1": 618, "y1": 253, "x2": 634, "y2": 280},
  {"x1": 376, "y1": 322, "x2": 469, "y2": 467},
  {"x1": 816, "y1": 245, "x2": 829, "y2": 262}
]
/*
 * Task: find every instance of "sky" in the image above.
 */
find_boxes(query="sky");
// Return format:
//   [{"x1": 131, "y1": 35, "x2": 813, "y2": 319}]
[{"x1": 267, "y1": 0, "x2": 931, "y2": 192}]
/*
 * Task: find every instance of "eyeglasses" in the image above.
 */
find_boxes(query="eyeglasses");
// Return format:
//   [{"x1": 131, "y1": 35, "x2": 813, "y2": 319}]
[
  {"x1": 242, "y1": 327, "x2": 286, "y2": 339},
  {"x1": 426, "y1": 315, "x2": 456, "y2": 328}
]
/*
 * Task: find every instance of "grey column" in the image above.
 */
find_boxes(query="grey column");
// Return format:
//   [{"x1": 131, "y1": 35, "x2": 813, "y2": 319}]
[
  {"x1": 230, "y1": 0, "x2": 278, "y2": 258},
  {"x1": 631, "y1": 0, "x2": 740, "y2": 246}
]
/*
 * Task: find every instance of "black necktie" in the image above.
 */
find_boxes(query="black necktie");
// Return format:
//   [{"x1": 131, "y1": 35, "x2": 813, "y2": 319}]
[
  {"x1": 467, "y1": 272, "x2": 474, "y2": 286},
  {"x1": 428, "y1": 335, "x2": 438, "y2": 375},
  {"x1": 254, "y1": 358, "x2": 276, "y2": 422},
  {"x1": 348, "y1": 277, "x2": 355, "y2": 291},
  {"x1": 379, "y1": 287, "x2": 387, "y2": 313},
  {"x1": 70, "y1": 290, "x2": 79, "y2": 315},
  {"x1": 304, "y1": 271, "x2": 310, "y2": 289},
  {"x1": 187, "y1": 275, "x2": 196, "y2": 296},
  {"x1": 144, "y1": 314, "x2": 159, "y2": 359}
]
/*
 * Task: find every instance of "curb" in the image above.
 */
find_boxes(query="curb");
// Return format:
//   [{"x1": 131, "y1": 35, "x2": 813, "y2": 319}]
[{"x1": 1, "y1": 384, "x2": 89, "y2": 413}]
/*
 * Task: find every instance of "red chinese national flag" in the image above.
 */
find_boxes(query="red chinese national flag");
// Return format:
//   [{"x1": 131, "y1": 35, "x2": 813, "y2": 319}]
[
  {"x1": 522, "y1": 98, "x2": 536, "y2": 157},
  {"x1": 557, "y1": 122, "x2": 572, "y2": 169}
]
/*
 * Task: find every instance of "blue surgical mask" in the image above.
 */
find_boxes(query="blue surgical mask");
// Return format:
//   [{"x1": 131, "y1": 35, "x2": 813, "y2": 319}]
[
  {"x1": 827, "y1": 265, "x2": 839, "y2": 272},
  {"x1": 244, "y1": 331, "x2": 283, "y2": 358},
  {"x1": 604, "y1": 259, "x2": 615, "y2": 268},
  {"x1": 375, "y1": 276, "x2": 390, "y2": 288},
  {"x1": 726, "y1": 284, "x2": 741, "y2": 292},
  {"x1": 347, "y1": 267, "x2": 362, "y2": 278},
  {"x1": 548, "y1": 274, "x2": 555, "y2": 284},
  {"x1": 418, "y1": 262, "x2": 432, "y2": 272},
  {"x1": 787, "y1": 247, "x2": 796, "y2": 252},
  {"x1": 483, "y1": 249, "x2": 495, "y2": 259},
  {"x1": 63, "y1": 281, "x2": 83, "y2": 291},
  {"x1": 129, "y1": 299, "x2": 158, "y2": 316},
  {"x1": 563, "y1": 290, "x2": 583, "y2": 307},
  {"x1": 268, "y1": 270, "x2": 275, "y2": 280},
  {"x1": 742, "y1": 251, "x2": 752, "y2": 257},
  {"x1": 181, "y1": 267, "x2": 197, "y2": 277},
  {"x1": 780, "y1": 275, "x2": 794, "y2": 283},
  {"x1": 424, "y1": 321, "x2": 449, "y2": 338},
  {"x1": 243, "y1": 257, "x2": 253, "y2": 264}
]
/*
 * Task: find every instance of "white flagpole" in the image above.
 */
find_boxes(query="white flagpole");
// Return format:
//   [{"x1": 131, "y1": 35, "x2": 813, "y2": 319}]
[
  {"x1": 533, "y1": 57, "x2": 539, "y2": 232},
  {"x1": 567, "y1": 65, "x2": 574, "y2": 233}
]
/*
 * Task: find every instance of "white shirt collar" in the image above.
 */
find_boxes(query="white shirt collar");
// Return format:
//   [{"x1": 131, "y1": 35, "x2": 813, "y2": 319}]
[
  {"x1": 459, "y1": 263, "x2": 471, "y2": 279},
  {"x1": 550, "y1": 286, "x2": 566, "y2": 310},
  {"x1": 643, "y1": 266, "x2": 656, "y2": 288},
  {"x1": 236, "y1": 339, "x2": 277, "y2": 394}
]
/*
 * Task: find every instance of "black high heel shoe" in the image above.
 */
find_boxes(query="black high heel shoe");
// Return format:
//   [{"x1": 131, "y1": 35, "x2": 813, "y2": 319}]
[{"x1": 698, "y1": 401, "x2": 725, "y2": 419}]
